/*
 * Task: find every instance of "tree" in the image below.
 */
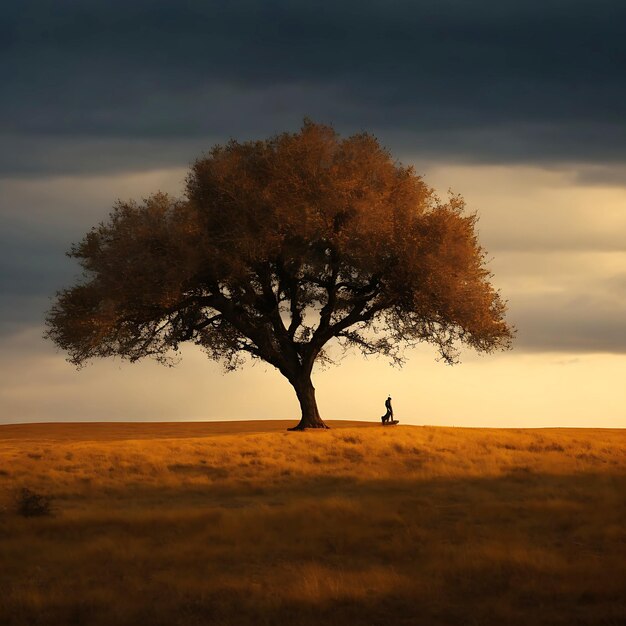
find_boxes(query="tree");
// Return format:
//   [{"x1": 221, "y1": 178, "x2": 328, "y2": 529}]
[{"x1": 46, "y1": 122, "x2": 513, "y2": 430}]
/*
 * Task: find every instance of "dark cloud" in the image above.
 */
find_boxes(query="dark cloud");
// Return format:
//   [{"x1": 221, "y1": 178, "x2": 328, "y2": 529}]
[
  {"x1": 0, "y1": 135, "x2": 209, "y2": 177},
  {"x1": 2, "y1": 0, "x2": 626, "y2": 174},
  {"x1": 570, "y1": 164, "x2": 626, "y2": 187},
  {"x1": 0, "y1": 231, "x2": 69, "y2": 297},
  {"x1": 0, "y1": 217, "x2": 75, "y2": 335},
  {"x1": 511, "y1": 301, "x2": 626, "y2": 354},
  {"x1": 506, "y1": 277, "x2": 626, "y2": 354}
]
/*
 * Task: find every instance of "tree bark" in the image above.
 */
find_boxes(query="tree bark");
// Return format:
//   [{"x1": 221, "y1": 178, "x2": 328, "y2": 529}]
[{"x1": 289, "y1": 375, "x2": 329, "y2": 430}]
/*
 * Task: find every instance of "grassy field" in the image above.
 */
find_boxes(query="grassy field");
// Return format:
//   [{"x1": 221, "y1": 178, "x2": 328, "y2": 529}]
[{"x1": 0, "y1": 420, "x2": 625, "y2": 626}]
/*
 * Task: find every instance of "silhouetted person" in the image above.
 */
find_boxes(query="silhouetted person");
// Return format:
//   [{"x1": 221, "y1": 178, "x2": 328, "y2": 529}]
[{"x1": 381, "y1": 395, "x2": 393, "y2": 424}]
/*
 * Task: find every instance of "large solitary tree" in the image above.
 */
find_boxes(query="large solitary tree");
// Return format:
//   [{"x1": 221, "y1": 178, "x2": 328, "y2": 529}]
[{"x1": 46, "y1": 122, "x2": 512, "y2": 429}]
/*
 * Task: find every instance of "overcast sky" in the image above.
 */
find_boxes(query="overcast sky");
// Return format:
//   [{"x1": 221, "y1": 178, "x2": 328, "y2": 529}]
[{"x1": 1, "y1": 1, "x2": 624, "y2": 426}]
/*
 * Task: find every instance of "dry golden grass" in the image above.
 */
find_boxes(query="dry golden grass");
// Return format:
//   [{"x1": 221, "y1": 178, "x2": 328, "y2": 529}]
[{"x1": 1, "y1": 420, "x2": 625, "y2": 626}]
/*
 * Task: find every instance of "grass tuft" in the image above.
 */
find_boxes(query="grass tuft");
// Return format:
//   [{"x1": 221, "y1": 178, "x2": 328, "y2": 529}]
[{"x1": 14, "y1": 487, "x2": 53, "y2": 517}]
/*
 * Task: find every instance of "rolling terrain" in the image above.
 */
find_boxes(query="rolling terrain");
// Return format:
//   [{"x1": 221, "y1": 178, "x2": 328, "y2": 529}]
[{"x1": 1, "y1": 420, "x2": 625, "y2": 625}]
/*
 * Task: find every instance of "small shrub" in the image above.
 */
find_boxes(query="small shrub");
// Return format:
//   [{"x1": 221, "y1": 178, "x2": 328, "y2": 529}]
[{"x1": 15, "y1": 487, "x2": 53, "y2": 517}]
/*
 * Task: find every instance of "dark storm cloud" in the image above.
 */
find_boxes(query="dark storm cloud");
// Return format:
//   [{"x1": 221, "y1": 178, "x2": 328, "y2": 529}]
[
  {"x1": 571, "y1": 164, "x2": 626, "y2": 187},
  {"x1": 510, "y1": 286, "x2": 626, "y2": 354},
  {"x1": 2, "y1": 0, "x2": 626, "y2": 174},
  {"x1": 0, "y1": 214, "x2": 77, "y2": 334}
]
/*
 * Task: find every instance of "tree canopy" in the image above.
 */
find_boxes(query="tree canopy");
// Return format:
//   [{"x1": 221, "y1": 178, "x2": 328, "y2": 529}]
[{"x1": 46, "y1": 121, "x2": 513, "y2": 429}]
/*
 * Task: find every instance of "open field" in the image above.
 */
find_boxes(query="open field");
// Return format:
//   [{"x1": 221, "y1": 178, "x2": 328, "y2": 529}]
[{"x1": 1, "y1": 420, "x2": 625, "y2": 626}]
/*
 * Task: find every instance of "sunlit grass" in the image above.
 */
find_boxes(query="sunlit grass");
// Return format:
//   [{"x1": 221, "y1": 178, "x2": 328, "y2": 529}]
[{"x1": 1, "y1": 421, "x2": 625, "y2": 625}]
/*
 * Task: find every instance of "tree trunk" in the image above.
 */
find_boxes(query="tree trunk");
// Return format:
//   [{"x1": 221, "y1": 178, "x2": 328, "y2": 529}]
[{"x1": 289, "y1": 375, "x2": 329, "y2": 430}]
